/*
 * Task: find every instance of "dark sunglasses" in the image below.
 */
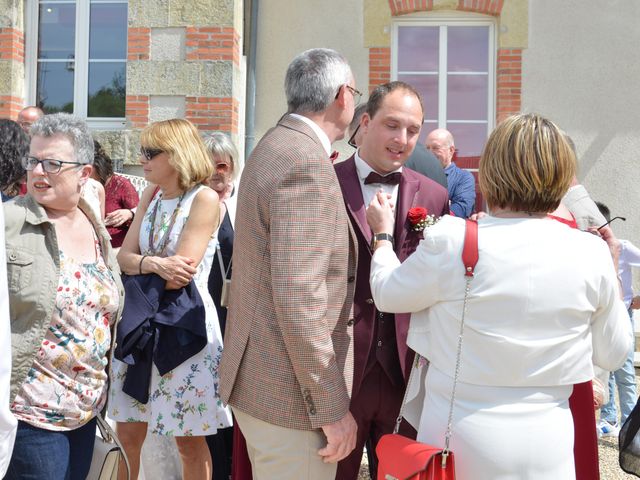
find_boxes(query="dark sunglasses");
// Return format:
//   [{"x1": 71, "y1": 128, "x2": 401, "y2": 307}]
[{"x1": 140, "y1": 147, "x2": 163, "y2": 161}]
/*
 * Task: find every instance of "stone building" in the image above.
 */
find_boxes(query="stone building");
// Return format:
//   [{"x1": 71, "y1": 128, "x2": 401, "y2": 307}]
[{"x1": 0, "y1": 0, "x2": 245, "y2": 175}]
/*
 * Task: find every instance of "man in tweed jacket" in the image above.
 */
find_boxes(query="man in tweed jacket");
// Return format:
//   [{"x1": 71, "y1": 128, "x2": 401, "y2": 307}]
[{"x1": 219, "y1": 48, "x2": 359, "y2": 479}]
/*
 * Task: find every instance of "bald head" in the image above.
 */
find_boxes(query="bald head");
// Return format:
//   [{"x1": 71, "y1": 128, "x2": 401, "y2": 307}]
[
  {"x1": 17, "y1": 106, "x2": 44, "y2": 134},
  {"x1": 426, "y1": 128, "x2": 455, "y2": 168}
]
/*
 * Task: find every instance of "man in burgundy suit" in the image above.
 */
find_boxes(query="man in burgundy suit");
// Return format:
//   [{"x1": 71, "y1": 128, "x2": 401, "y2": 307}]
[{"x1": 334, "y1": 81, "x2": 449, "y2": 480}]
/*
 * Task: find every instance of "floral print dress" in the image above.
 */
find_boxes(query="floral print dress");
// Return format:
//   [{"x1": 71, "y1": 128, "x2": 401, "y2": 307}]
[
  {"x1": 11, "y1": 238, "x2": 119, "y2": 430},
  {"x1": 109, "y1": 185, "x2": 232, "y2": 436}
]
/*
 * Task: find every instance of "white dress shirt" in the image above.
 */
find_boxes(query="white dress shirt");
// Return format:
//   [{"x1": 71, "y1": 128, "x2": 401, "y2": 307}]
[
  {"x1": 354, "y1": 151, "x2": 401, "y2": 219},
  {"x1": 288, "y1": 113, "x2": 332, "y2": 156},
  {"x1": 0, "y1": 207, "x2": 16, "y2": 477},
  {"x1": 619, "y1": 239, "x2": 640, "y2": 308},
  {"x1": 370, "y1": 214, "x2": 632, "y2": 387}
]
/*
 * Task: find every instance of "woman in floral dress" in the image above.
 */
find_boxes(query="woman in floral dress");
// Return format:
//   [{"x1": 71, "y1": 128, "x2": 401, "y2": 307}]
[
  {"x1": 110, "y1": 118, "x2": 232, "y2": 480},
  {"x1": 4, "y1": 113, "x2": 123, "y2": 479}
]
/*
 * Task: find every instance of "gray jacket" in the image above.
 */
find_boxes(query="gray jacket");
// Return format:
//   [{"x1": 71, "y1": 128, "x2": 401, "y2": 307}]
[{"x1": 5, "y1": 194, "x2": 124, "y2": 403}]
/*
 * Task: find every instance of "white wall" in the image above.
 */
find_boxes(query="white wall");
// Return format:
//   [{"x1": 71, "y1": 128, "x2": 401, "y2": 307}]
[
  {"x1": 253, "y1": 0, "x2": 369, "y2": 155},
  {"x1": 522, "y1": 0, "x2": 640, "y2": 242}
]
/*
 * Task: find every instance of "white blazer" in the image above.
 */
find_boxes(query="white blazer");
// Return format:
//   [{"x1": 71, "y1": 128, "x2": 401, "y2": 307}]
[
  {"x1": 370, "y1": 215, "x2": 632, "y2": 388},
  {"x1": 0, "y1": 207, "x2": 16, "y2": 477}
]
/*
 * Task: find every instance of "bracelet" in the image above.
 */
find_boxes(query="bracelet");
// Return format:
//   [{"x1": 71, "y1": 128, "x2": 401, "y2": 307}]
[
  {"x1": 129, "y1": 209, "x2": 135, "y2": 220},
  {"x1": 139, "y1": 255, "x2": 148, "y2": 275}
]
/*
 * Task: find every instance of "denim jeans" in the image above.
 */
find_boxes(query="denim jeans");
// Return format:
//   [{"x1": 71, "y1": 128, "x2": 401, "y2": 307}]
[
  {"x1": 601, "y1": 308, "x2": 637, "y2": 425},
  {"x1": 4, "y1": 417, "x2": 97, "y2": 480}
]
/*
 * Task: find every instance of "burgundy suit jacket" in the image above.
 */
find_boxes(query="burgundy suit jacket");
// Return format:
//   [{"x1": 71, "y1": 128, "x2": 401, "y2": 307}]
[{"x1": 334, "y1": 155, "x2": 449, "y2": 397}]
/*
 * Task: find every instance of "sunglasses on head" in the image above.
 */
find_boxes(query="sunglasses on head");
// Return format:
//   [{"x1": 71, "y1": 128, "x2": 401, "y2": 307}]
[{"x1": 140, "y1": 147, "x2": 163, "y2": 161}]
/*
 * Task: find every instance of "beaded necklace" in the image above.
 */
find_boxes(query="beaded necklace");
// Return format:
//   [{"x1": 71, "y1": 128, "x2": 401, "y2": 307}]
[{"x1": 147, "y1": 190, "x2": 186, "y2": 256}]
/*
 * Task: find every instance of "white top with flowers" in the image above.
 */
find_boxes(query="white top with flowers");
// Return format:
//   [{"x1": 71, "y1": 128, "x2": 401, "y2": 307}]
[{"x1": 11, "y1": 238, "x2": 119, "y2": 431}]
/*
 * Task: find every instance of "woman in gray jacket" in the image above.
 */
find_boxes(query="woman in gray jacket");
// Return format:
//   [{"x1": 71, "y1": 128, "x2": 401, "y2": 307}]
[{"x1": 4, "y1": 113, "x2": 124, "y2": 480}]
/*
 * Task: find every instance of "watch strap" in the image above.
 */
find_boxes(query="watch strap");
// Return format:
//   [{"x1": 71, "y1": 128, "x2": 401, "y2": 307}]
[{"x1": 371, "y1": 232, "x2": 394, "y2": 249}]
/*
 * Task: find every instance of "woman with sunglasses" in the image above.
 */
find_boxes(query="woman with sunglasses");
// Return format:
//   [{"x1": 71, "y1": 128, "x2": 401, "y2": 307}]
[
  {"x1": 4, "y1": 113, "x2": 124, "y2": 479},
  {"x1": 109, "y1": 119, "x2": 232, "y2": 480}
]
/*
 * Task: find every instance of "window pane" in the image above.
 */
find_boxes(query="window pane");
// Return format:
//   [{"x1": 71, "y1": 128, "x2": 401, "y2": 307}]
[
  {"x1": 447, "y1": 75, "x2": 488, "y2": 120},
  {"x1": 89, "y1": 3, "x2": 128, "y2": 59},
  {"x1": 397, "y1": 26, "x2": 439, "y2": 72},
  {"x1": 446, "y1": 123, "x2": 488, "y2": 161},
  {"x1": 37, "y1": 62, "x2": 74, "y2": 113},
  {"x1": 38, "y1": 3, "x2": 75, "y2": 59},
  {"x1": 87, "y1": 62, "x2": 126, "y2": 117},
  {"x1": 397, "y1": 74, "x2": 438, "y2": 122},
  {"x1": 418, "y1": 121, "x2": 438, "y2": 145},
  {"x1": 447, "y1": 26, "x2": 489, "y2": 73}
]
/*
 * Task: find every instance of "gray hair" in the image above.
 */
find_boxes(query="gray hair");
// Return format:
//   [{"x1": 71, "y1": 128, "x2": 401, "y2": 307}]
[
  {"x1": 285, "y1": 48, "x2": 352, "y2": 114},
  {"x1": 30, "y1": 113, "x2": 94, "y2": 165},
  {"x1": 202, "y1": 131, "x2": 240, "y2": 182}
]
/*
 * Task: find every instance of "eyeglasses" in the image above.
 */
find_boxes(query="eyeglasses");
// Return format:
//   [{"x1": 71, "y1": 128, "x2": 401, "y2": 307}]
[
  {"x1": 22, "y1": 156, "x2": 85, "y2": 174},
  {"x1": 346, "y1": 85, "x2": 363, "y2": 105},
  {"x1": 597, "y1": 216, "x2": 626, "y2": 231},
  {"x1": 348, "y1": 124, "x2": 360, "y2": 149},
  {"x1": 140, "y1": 147, "x2": 163, "y2": 161},
  {"x1": 336, "y1": 85, "x2": 363, "y2": 105}
]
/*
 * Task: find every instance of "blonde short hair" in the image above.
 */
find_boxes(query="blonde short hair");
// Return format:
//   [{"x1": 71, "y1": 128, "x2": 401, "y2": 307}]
[
  {"x1": 479, "y1": 113, "x2": 576, "y2": 213},
  {"x1": 140, "y1": 118, "x2": 213, "y2": 191}
]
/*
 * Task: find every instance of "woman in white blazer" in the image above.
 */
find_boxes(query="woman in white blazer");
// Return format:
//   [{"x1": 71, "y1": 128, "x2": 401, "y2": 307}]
[{"x1": 366, "y1": 113, "x2": 632, "y2": 480}]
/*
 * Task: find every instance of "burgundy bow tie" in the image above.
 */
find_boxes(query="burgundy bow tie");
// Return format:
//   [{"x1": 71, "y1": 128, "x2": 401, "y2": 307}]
[
  {"x1": 329, "y1": 151, "x2": 339, "y2": 162},
  {"x1": 364, "y1": 171, "x2": 401, "y2": 185}
]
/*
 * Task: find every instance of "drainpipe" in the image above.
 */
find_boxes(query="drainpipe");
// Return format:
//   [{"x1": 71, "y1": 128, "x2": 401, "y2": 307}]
[{"x1": 244, "y1": 0, "x2": 259, "y2": 159}]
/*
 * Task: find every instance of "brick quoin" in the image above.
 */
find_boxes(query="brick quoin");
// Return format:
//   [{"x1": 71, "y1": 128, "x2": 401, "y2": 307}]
[
  {"x1": 368, "y1": 48, "x2": 391, "y2": 93},
  {"x1": 185, "y1": 27, "x2": 241, "y2": 66},
  {"x1": 128, "y1": 27, "x2": 150, "y2": 61},
  {"x1": 186, "y1": 97, "x2": 239, "y2": 134},
  {"x1": 0, "y1": 27, "x2": 25, "y2": 118},
  {"x1": 496, "y1": 48, "x2": 522, "y2": 122},
  {"x1": 126, "y1": 95, "x2": 149, "y2": 129}
]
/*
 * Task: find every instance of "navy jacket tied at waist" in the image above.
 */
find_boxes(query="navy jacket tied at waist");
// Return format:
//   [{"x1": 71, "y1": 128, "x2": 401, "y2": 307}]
[{"x1": 115, "y1": 273, "x2": 207, "y2": 403}]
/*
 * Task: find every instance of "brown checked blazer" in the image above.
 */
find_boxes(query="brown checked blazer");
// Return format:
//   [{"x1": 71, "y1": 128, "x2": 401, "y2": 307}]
[{"x1": 219, "y1": 114, "x2": 358, "y2": 431}]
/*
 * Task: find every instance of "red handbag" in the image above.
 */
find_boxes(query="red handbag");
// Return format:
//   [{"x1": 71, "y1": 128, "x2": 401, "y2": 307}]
[{"x1": 376, "y1": 219, "x2": 478, "y2": 480}]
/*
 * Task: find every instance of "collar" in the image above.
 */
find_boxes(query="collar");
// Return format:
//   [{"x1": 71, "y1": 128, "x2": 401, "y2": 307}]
[
  {"x1": 21, "y1": 193, "x2": 102, "y2": 230},
  {"x1": 289, "y1": 113, "x2": 332, "y2": 155},
  {"x1": 444, "y1": 162, "x2": 456, "y2": 173},
  {"x1": 354, "y1": 150, "x2": 402, "y2": 182}
]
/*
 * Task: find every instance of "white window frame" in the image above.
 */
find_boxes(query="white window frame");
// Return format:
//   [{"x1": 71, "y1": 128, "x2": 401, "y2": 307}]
[
  {"x1": 24, "y1": 0, "x2": 127, "y2": 130},
  {"x1": 391, "y1": 12, "x2": 497, "y2": 143}
]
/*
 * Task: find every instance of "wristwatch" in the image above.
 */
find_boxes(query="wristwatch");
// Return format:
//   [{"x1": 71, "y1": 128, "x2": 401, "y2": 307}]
[{"x1": 370, "y1": 232, "x2": 394, "y2": 250}]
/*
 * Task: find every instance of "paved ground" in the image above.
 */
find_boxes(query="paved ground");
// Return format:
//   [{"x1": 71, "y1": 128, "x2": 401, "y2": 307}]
[{"x1": 600, "y1": 435, "x2": 636, "y2": 479}]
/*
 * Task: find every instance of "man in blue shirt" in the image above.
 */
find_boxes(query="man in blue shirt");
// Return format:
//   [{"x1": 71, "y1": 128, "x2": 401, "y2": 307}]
[{"x1": 426, "y1": 128, "x2": 476, "y2": 218}]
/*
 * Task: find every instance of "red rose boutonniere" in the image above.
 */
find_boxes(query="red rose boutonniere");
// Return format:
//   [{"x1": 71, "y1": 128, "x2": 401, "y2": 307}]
[{"x1": 407, "y1": 206, "x2": 439, "y2": 232}]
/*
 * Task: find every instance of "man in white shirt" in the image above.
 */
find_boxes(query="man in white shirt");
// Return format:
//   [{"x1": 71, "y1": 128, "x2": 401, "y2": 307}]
[
  {"x1": 0, "y1": 206, "x2": 16, "y2": 476},
  {"x1": 596, "y1": 202, "x2": 639, "y2": 436}
]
